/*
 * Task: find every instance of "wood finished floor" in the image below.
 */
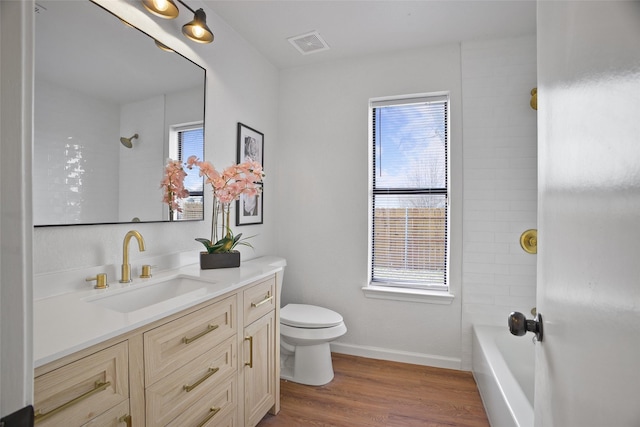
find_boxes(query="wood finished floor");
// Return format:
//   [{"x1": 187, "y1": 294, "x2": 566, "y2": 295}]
[{"x1": 257, "y1": 353, "x2": 490, "y2": 427}]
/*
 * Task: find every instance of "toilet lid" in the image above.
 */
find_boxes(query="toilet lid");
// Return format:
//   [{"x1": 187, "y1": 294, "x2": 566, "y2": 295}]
[{"x1": 280, "y1": 304, "x2": 343, "y2": 328}]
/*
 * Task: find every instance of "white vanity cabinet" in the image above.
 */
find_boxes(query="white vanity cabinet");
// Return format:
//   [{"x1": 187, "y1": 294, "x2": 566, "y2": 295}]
[{"x1": 34, "y1": 273, "x2": 281, "y2": 427}]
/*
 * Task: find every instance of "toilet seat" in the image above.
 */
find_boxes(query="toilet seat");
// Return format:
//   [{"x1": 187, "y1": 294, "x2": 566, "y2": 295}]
[{"x1": 281, "y1": 304, "x2": 343, "y2": 328}]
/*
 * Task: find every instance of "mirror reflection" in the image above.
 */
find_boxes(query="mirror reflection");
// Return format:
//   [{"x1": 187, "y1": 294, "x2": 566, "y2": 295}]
[{"x1": 34, "y1": 0, "x2": 205, "y2": 226}]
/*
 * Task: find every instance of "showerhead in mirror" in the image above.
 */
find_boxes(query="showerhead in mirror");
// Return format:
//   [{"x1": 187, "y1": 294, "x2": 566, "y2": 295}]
[{"x1": 120, "y1": 133, "x2": 139, "y2": 148}]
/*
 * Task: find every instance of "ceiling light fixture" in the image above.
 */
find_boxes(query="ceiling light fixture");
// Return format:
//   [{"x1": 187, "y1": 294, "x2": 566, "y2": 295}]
[
  {"x1": 142, "y1": 0, "x2": 179, "y2": 19},
  {"x1": 141, "y1": 0, "x2": 213, "y2": 44},
  {"x1": 154, "y1": 39, "x2": 174, "y2": 52}
]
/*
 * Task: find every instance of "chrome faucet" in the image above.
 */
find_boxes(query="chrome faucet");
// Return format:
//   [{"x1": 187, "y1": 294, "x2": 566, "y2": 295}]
[{"x1": 120, "y1": 230, "x2": 146, "y2": 283}]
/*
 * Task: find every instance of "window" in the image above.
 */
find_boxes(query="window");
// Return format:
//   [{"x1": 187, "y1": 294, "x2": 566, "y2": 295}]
[
  {"x1": 369, "y1": 93, "x2": 449, "y2": 292},
  {"x1": 171, "y1": 124, "x2": 204, "y2": 220}
]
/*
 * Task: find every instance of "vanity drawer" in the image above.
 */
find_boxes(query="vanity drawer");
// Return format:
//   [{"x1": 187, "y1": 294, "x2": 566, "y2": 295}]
[
  {"x1": 146, "y1": 336, "x2": 237, "y2": 426},
  {"x1": 34, "y1": 341, "x2": 129, "y2": 427},
  {"x1": 243, "y1": 276, "x2": 276, "y2": 325},
  {"x1": 144, "y1": 295, "x2": 237, "y2": 386},
  {"x1": 81, "y1": 400, "x2": 130, "y2": 427},
  {"x1": 165, "y1": 375, "x2": 237, "y2": 427}
]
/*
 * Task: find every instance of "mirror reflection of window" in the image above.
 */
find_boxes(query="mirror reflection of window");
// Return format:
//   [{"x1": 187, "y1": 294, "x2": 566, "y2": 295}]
[{"x1": 171, "y1": 124, "x2": 204, "y2": 221}]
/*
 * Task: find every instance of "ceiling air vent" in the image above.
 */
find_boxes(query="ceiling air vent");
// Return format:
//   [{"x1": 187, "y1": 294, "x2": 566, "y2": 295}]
[{"x1": 287, "y1": 31, "x2": 330, "y2": 56}]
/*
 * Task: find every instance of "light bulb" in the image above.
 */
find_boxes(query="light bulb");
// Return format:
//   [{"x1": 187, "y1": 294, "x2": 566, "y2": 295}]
[
  {"x1": 192, "y1": 25, "x2": 205, "y2": 38},
  {"x1": 153, "y1": 0, "x2": 169, "y2": 12}
]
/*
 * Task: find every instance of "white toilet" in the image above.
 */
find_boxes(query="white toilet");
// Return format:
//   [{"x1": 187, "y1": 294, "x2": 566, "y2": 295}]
[{"x1": 280, "y1": 303, "x2": 347, "y2": 386}]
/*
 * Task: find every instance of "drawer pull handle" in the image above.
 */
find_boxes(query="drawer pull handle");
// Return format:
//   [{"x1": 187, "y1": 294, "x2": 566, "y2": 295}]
[
  {"x1": 183, "y1": 324, "x2": 219, "y2": 345},
  {"x1": 251, "y1": 293, "x2": 273, "y2": 308},
  {"x1": 34, "y1": 380, "x2": 111, "y2": 423},
  {"x1": 118, "y1": 414, "x2": 132, "y2": 427},
  {"x1": 244, "y1": 336, "x2": 253, "y2": 368},
  {"x1": 183, "y1": 367, "x2": 220, "y2": 392},
  {"x1": 196, "y1": 407, "x2": 221, "y2": 427}
]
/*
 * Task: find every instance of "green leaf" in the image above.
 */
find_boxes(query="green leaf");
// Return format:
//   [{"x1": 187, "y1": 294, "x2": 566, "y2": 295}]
[{"x1": 195, "y1": 238, "x2": 212, "y2": 250}]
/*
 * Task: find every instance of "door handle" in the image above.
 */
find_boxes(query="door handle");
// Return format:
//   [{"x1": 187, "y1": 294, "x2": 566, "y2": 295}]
[{"x1": 508, "y1": 312, "x2": 543, "y2": 342}]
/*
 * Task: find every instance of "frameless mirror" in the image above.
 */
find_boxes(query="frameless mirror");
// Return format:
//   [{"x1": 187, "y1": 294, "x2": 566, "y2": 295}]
[{"x1": 34, "y1": 0, "x2": 205, "y2": 226}]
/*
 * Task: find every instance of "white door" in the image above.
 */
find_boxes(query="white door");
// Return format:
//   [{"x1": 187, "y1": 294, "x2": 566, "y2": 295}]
[{"x1": 536, "y1": 1, "x2": 640, "y2": 426}]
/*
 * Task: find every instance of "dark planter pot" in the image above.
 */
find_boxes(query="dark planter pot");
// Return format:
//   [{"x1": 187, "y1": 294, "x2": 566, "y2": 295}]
[{"x1": 200, "y1": 251, "x2": 241, "y2": 269}]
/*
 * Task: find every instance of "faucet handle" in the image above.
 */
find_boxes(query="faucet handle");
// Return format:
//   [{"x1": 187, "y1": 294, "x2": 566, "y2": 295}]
[
  {"x1": 140, "y1": 265, "x2": 153, "y2": 279},
  {"x1": 86, "y1": 273, "x2": 109, "y2": 289}
]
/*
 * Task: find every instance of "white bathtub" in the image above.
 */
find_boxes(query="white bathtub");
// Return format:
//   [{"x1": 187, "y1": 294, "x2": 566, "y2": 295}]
[{"x1": 472, "y1": 325, "x2": 534, "y2": 427}]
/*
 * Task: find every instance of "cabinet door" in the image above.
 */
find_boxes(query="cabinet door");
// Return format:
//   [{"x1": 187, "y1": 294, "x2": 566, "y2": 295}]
[{"x1": 243, "y1": 311, "x2": 276, "y2": 427}]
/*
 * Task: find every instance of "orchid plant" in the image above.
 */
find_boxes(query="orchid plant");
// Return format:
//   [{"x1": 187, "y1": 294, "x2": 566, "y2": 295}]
[
  {"x1": 161, "y1": 159, "x2": 189, "y2": 218},
  {"x1": 161, "y1": 155, "x2": 264, "y2": 254}
]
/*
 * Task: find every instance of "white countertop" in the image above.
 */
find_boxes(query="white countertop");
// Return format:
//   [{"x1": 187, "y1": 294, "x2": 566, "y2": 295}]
[{"x1": 34, "y1": 256, "x2": 286, "y2": 368}]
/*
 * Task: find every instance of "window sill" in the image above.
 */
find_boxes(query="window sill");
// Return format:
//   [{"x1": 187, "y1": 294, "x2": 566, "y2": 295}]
[{"x1": 361, "y1": 285, "x2": 454, "y2": 305}]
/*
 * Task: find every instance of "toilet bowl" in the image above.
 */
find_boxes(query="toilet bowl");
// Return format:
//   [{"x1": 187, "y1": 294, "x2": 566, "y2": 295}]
[{"x1": 280, "y1": 304, "x2": 347, "y2": 386}]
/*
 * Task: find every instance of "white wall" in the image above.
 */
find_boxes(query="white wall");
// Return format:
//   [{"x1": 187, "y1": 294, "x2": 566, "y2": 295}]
[
  {"x1": 460, "y1": 36, "x2": 538, "y2": 368},
  {"x1": 277, "y1": 45, "x2": 465, "y2": 368},
  {"x1": 33, "y1": 1, "x2": 279, "y2": 281},
  {"x1": 276, "y1": 36, "x2": 537, "y2": 369}
]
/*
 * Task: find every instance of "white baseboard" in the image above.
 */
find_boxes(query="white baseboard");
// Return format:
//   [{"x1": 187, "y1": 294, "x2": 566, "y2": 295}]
[{"x1": 330, "y1": 342, "x2": 463, "y2": 371}]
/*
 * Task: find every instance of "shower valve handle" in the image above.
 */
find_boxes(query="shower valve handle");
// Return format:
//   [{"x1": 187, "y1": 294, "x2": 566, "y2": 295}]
[{"x1": 508, "y1": 311, "x2": 543, "y2": 342}]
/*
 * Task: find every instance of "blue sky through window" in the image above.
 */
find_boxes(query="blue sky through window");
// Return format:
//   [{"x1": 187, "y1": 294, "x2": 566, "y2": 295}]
[
  {"x1": 180, "y1": 128, "x2": 204, "y2": 192},
  {"x1": 375, "y1": 102, "x2": 446, "y2": 191}
]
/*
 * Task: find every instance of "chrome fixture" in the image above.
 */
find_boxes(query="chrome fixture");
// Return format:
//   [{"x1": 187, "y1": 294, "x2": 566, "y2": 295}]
[
  {"x1": 120, "y1": 133, "x2": 138, "y2": 148},
  {"x1": 142, "y1": 0, "x2": 214, "y2": 44},
  {"x1": 120, "y1": 230, "x2": 146, "y2": 283}
]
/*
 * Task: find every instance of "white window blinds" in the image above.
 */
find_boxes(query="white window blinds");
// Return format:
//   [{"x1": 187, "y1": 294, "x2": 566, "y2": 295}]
[{"x1": 371, "y1": 94, "x2": 449, "y2": 290}]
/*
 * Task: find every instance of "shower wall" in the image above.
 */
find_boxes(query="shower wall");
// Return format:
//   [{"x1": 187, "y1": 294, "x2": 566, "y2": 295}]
[
  {"x1": 34, "y1": 78, "x2": 120, "y2": 225},
  {"x1": 460, "y1": 36, "x2": 538, "y2": 369},
  {"x1": 118, "y1": 95, "x2": 166, "y2": 222}
]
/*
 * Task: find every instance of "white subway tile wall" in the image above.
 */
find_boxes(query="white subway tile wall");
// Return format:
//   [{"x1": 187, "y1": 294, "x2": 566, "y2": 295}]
[{"x1": 460, "y1": 36, "x2": 537, "y2": 368}]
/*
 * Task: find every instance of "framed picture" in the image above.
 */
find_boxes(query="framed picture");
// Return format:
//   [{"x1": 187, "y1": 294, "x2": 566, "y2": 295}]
[{"x1": 236, "y1": 123, "x2": 264, "y2": 225}]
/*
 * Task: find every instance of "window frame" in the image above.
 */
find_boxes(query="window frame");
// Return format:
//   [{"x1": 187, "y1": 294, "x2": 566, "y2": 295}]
[
  {"x1": 366, "y1": 92, "x2": 452, "y2": 301},
  {"x1": 169, "y1": 122, "x2": 204, "y2": 221}
]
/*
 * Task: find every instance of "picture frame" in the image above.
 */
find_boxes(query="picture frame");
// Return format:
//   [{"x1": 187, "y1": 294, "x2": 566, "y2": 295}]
[{"x1": 236, "y1": 123, "x2": 264, "y2": 225}]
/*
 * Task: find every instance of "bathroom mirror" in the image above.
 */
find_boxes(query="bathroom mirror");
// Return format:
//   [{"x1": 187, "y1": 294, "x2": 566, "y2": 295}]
[{"x1": 34, "y1": 0, "x2": 206, "y2": 226}]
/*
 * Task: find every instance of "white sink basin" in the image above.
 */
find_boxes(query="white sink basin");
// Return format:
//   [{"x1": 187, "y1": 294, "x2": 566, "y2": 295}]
[{"x1": 85, "y1": 277, "x2": 225, "y2": 313}]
